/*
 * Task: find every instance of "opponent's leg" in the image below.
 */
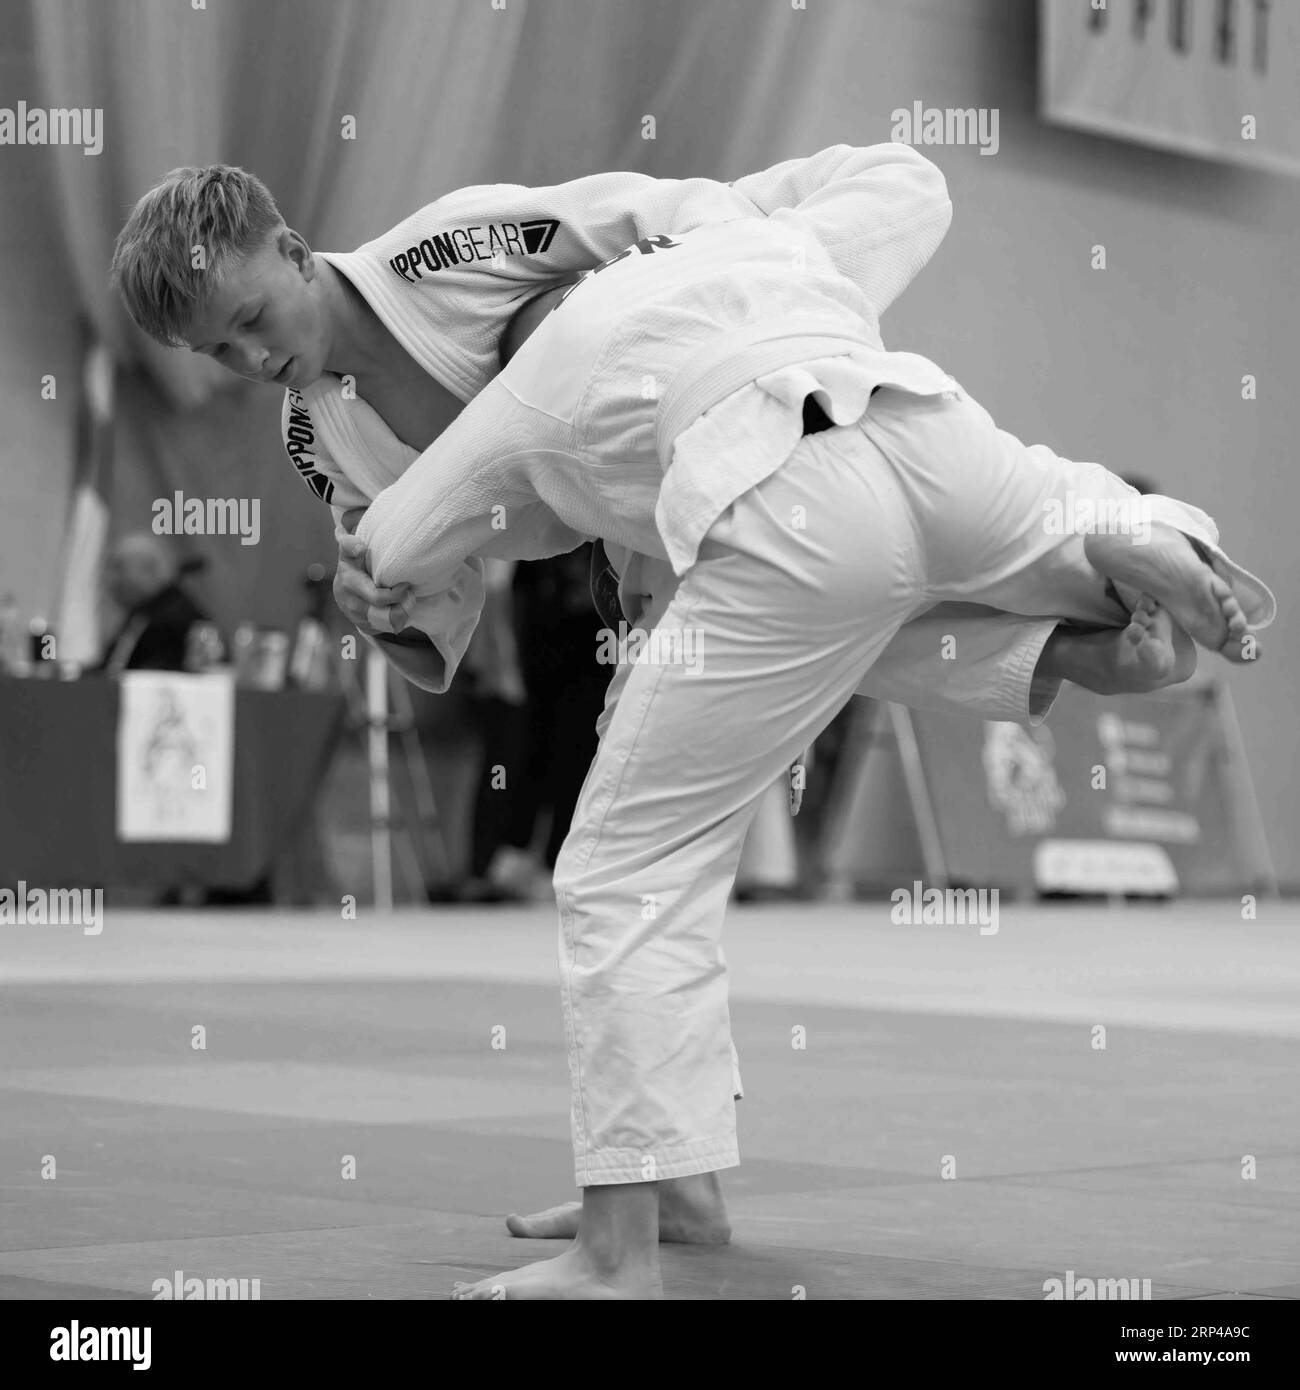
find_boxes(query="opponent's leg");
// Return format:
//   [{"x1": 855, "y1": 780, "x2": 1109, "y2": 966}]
[{"x1": 856, "y1": 385, "x2": 1273, "y2": 656}]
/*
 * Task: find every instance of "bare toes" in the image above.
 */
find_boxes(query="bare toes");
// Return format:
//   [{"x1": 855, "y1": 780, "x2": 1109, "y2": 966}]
[{"x1": 1207, "y1": 571, "x2": 1234, "y2": 603}]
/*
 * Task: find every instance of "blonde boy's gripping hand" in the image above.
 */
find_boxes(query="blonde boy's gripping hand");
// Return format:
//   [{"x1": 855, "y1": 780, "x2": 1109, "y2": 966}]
[{"x1": 334, "y1": 512, "x2": 414, "y2": 636}]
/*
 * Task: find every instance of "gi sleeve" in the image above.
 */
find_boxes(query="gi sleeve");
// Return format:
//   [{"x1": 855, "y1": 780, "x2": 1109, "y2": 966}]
[
  {"x1": 748, "y1": 143, "x2": 953, "y2": 319},
  {"x1": 354, "y1": 382, "x2": 586, "y2": 693},
  {"x1": 281, "y1": 389, "x2": 453, "y2": 687}
]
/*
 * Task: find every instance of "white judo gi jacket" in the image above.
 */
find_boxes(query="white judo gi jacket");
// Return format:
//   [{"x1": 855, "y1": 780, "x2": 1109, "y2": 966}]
[{"x1": 280, "y1": 144, "x2": 1061, "y2": 720}]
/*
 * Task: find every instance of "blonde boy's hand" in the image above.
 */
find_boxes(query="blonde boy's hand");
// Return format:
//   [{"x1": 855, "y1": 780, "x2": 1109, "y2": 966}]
[{"x1": 334, "y1": 533, "x2": 413, "y2": 635}]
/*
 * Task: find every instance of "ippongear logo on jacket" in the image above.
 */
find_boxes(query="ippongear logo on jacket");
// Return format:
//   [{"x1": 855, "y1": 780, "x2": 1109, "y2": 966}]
[
  {"x1": 282, "y1": 390, "x2": 334, "y2": 503},
  {"x1": 389, "y1": 219, "x2": 561, "y2": 281}
]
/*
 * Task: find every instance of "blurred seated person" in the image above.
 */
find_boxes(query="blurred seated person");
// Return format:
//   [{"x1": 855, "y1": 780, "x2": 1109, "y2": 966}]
[{"x1": 94, "y1": 533, "x2": 208, "y2": 674}]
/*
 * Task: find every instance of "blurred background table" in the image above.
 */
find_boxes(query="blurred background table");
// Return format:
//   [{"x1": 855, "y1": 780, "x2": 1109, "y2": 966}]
[{"x1": 0, "y1": 674, "x2": 346, "y2": 893}]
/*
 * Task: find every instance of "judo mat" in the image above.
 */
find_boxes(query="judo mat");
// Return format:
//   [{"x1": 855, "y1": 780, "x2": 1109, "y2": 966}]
[{"x1": 2, "y1": 900, "x2": 1298, "y2": 1301}]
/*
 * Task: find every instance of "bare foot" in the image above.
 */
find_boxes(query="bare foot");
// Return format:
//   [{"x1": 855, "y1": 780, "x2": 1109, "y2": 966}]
[
  {"x1": 462, "y1": 1185, "x2": 663, "y2": 1300},
  {"x1": 1120, "y1": 595, "x2": 1196, "y2": 687},
  {"x1": 1047, "y1": 603, "x2": 1195, "y2": 696},
  {"x1": 1085, "y1": 524, "x2": 1248, "y2": 655},
  {"x1": 451, "y1": 1240, "x2": 662, "y2": 1300},
  {"x1": 506, "y1": 1172, "x2": 731, "y2": 1245},
  {"x1": 505, "y1": 1201, "x2": 583, "y2": 1241}
]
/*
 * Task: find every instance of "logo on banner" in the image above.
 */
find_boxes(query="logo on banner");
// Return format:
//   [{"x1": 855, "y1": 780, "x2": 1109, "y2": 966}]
[{"x1": 982, "y1": 721, "x2": 1067, "y2": 836}]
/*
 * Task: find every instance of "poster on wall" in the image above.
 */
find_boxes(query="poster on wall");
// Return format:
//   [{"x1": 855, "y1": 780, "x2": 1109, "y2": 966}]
[
  {"x1": 1040, "y1": 0, "x2": 1300, "y2": 177},
  {"x1": 906, "y1": 685, "x2": 1252, "y2": 895},
  {"x1": 824, "y1": 684, "x2": 1272, "y2": 898},
  {"x1": 116, "y1": 671, "x2": 235, "y2": 843}
]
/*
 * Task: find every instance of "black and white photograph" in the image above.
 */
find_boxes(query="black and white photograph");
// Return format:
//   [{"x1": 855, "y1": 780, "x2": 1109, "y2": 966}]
[{"x1": 0, "y1": 0, "x2": 1295, "y2": 1357}]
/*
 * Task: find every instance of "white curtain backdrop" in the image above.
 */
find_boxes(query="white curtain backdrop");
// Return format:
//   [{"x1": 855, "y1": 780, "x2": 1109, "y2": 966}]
[{"x1": 30, "y1": 0, "x2": 533, "y2": 407}]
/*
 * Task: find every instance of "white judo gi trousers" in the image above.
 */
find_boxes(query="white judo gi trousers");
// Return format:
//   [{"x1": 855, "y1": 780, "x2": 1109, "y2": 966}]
[{"x1": 555, "y1": 382, "x2": 1149, "y2": 1186}]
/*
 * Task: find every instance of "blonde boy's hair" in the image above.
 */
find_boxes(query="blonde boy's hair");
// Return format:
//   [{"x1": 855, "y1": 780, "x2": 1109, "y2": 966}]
[{"x1": 110, "y1": 165, "x2": 284, "y2": 347}]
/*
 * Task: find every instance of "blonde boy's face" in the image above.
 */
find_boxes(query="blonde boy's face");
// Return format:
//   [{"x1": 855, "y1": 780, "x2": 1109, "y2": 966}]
[{"x1": 185, "y1": 227, "x2": 327, "y2": 390}]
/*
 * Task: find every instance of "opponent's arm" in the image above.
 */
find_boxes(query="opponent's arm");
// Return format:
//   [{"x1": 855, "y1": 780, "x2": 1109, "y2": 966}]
[
  {"x1": 280, "y1": 391, "x2": 468, "y2": 690},
  {"x1": 350, "y1": 383, "x2": 587, "y2": 694}
]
